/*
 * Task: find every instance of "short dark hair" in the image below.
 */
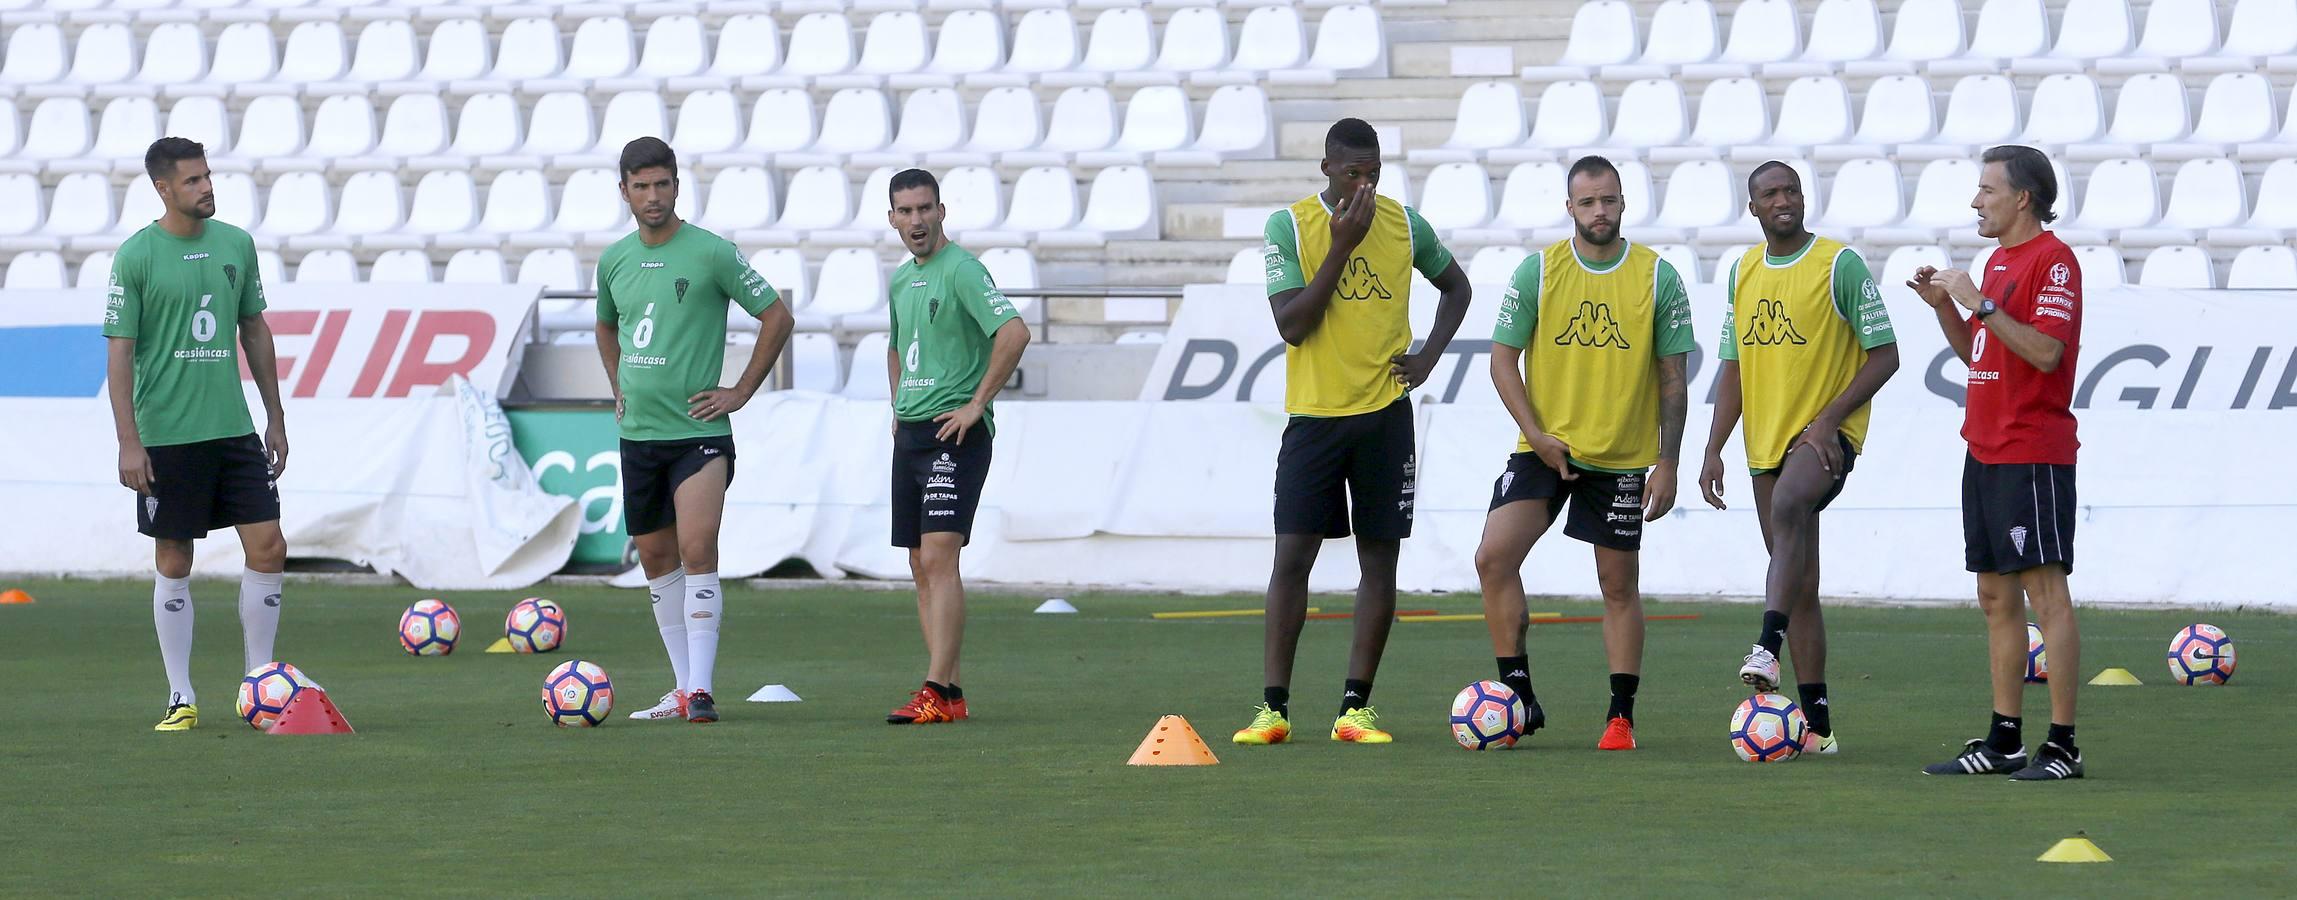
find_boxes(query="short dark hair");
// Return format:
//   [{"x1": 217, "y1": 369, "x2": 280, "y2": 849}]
[
  {"x1": 1324, "y1": 118, "x2": 1380, "y2": 160},
  {"x1": 889, "y1": 168, "x2": 940, "y2": 204},
  {"x1": 1746, "y1": 159, "x2": 1799, "y2": 195},
  {"x1": 618, "y1": 137, "x2": 677, "y2": 179},
  {"x1": 144, "y1": 137, "x2": 205, "y2": 181},
  {"x1": 1566, "y1": 154, "x2": 1619, "y2": 190},
  {"x1": 1981, "y1": 144, "x2": 2058, "y2": 224}
]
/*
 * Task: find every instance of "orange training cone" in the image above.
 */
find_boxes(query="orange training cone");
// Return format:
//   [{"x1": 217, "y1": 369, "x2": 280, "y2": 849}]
[
  {"x1": 0, "y1": 588, "x2": 33, "y2": 604},
  {"x1": 269, "y1": 689, "x2": 356, "y2": 735},
  {"x1": 1127, "y1": 715, "x2": 1219, "y2": 766}
]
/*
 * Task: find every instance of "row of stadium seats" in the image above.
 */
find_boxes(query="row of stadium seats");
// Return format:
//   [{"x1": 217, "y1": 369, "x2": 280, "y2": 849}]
[
  {"x1": 2, "y1": 0, "x2": 1429, "y2": 20},
  {"x1": 1208, "y1": 241, "x2": 2297, "y2": 293},
  {"x1": 1412, "y1": 72, "x2": 2297, "y2": 166},
  {"x1": 0, "y1": 5, "x2": 1383, "y2": 94},
  {"x1": 1535, "y1": 0, "x2": 2293, "y2": 82},
  {"x1": 0, "y1": 162, "x2": 1162, "y2": 250},
  {"x1": 0, "y1": 84, "x2": 1276, "y2": 172}
]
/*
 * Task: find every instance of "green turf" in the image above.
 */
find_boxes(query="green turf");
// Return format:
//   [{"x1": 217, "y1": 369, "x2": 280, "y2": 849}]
[{"x1": 1, "y1": 578, "x2": 2288, "y2": 896}]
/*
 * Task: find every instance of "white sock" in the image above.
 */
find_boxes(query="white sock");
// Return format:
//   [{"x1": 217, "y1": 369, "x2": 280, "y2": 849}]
[
  {"x1": 648, "y1": 568, "x2": 690, "y2": 693},
  {"x1": 239, "y1": 569, "x2": 284, "y2": 673},
  {"x1": 154, "y1": 574, "x2": 195, "y2": 706},
  {"x1": 684, "y1": 572, "x2": 723, "y2": 695}
]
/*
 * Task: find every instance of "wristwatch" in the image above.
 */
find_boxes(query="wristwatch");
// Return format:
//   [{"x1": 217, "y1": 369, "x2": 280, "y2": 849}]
[{"x1": 1976, "y1": 299, "x2": 1999, "y2": 319}]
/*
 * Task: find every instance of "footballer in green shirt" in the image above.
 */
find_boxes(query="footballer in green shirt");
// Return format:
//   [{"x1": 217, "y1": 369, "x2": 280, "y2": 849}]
[
  {"x1": 592, "y1": 138, "x2": 794, "y2": 725},
  {"x1": 881, "y1": 168, "x2": 1030, "y2": 726},
  {"x1": 103, "y1": 138, "x2": 292, "y2": 733}
]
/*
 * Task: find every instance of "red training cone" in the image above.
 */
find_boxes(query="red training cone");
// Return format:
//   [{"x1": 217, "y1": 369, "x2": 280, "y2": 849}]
[{"x1": 269, "y1": 689, "x2": 356, "y2": 734}]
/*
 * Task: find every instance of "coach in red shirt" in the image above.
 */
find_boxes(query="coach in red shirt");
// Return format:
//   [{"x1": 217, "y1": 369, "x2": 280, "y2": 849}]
[{"x1": 1907, "y1": 145, "x2": 2086, "y2": 782}]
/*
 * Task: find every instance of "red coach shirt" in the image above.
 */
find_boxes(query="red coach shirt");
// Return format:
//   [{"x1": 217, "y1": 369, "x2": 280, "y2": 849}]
[{"x1": 1964, "y1": 230, "x2": 2081, "y2": 465}]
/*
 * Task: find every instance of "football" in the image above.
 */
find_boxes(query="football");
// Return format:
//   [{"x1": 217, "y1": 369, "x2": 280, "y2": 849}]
[
  {"x1": 2167, "y1": 624, "x2": 2236, "y2": 685},
  {"x1": 237, "y1": 661, "x2": 313, "y2": 730},
  {"x1": 1449, "y1": 680, "x2": 1524, "y2": 750},
  {"x1": 543, "y1": 659, "x2": 615, "y2": 727},
  {"x1": 2024, "y1": 621, "x2": 2048, "y2": 683},
  {"x1": 399, "y1": 598, "x2": 461, "y2": 656},
  {"x1": 1728, "y1": 692, "x2": 1809, "y2": 762},
  {"x1": 505, "y1": 598, "x2": 566, "y2": 654}
]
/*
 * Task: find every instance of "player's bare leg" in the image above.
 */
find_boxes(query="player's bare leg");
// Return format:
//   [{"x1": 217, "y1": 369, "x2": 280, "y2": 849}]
[
  {"x1": 1756, "y1": 450, "x2": 1837, "y2": 744},
  {"x1": 889, "y1": 530, "x2": 969, "y2": 724},
  {"x1": 1593, "y1": 545, "x2": 1643, "y2": 749},
  {"x1": 1474, "y1": 500, "x2": 1554, "y2": 736},
  {"x1": 672, "y1": 459, "x2": 728, "y2": 722},
  {"x1": 2008, "y1": 565, "x2": 2083, "y2": 779},
  {"x1": 1235, "y1": 534, "x2": 1320, "y2": 744}
]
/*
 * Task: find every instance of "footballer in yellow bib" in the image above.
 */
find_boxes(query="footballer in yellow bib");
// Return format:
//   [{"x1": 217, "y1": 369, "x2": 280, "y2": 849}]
[
  {"x1": 1699, "y1": 162, "x2": 1899, "y2": 746},
  {"x1": 1471, "y1": 156, "x2": 1694, "y2": 752},
  {"x1": 1237, "y1": 119, "x2": 1471, "y2": 748}
]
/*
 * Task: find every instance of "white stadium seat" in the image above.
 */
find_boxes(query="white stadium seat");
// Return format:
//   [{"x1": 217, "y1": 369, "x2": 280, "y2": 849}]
[
  {"x1": 939, "y1": 165, "x2": 1007, "y2": 235},
  {"x1": 753, "y1": 166, "x2": 851, "y2": 244},
  {"x1": 1216, "y1": 5, "x2": 1306, "y2": 79},
  {"x1": 842, "y1": 332, "x2": 891, "y2": 399},
  {"x1": 989, "y1": 166, "x2": 1080, "y2": 240},
  {"x1": 1841, "y1": 75, "x2": 1936, "y2": 153},
  {"x1": 521, "y1": 92, "x2": 597, "y2": 157},
  {"x1": 212, "y1": 172, "x2": 259, "y2": 232},
  {"x1": 2021, "y1": 74, "x2": 2105, "y2": 146},
  {"x1": 141, "y1": 24, "x2": 209, "y2": 87},
  {"x1": 1490, "y1": 161, "x2": 1569, "y2": 232},
  {"x1": 1681, "y1": 77, "x2": 1769, "y2": 153},
  {"x1": 811, "y1": 248, "x2": 888, "y2": 323},
  {"x1": 2099, "y1": 73, "x2": 2193, "y2": 148},
  {"x1": 232, "y1": 95, "x2": 306, "y2": 160},
  {"x1": 421, "y1": 19, "x2": 492, "y2": 82},
  {"x1": 1083, "y1": 85, "x2": 1192, "y2": 164},
  {"x1": 4, "y1": 251, "x2": 67, "y2": 289},
  {"x1": 824, "y1": 167, "x2": 899, "y2": 248},
  {"x1": 1225, "y1": 246, "x2": 1262, "y2": 284},
  {"x1": 367, "y1": 92, "x2": 449, "y2": 163},
  {"x1": 1013, "y1": 86, "x2": 1116, "y2": 163},
  {"x1": 2045, "y1": 0, "x2": 2136, "y2": 65},
  {"x1": 2210, "y1": 160, "x2": 2297, "y2": 244},
  {"x1": 207, "y1": 22, "x2": 279, "y2": 87},
  {"x1": 595, "y1": 92, "x2": 669, "y2": 159},
  {"x1": 517, "y1": 248, "x2": 582, "y2": 290},
  {"x1": 1651, "y1": 159, "x2": 1737, "y2": 232},
  {"x1": 857, "y1": 11, "x2": 931, "y2": 76},
  {"x1": 1158, "y1": 84, "x2": 1272, "y2": 165},
  {"x1": 1416, "y1": 162, "x2": 1492, "y2": 231},
  {"x1": 2125, "y1": 157, "x2": 2246, "y2": 244},
  {"x1": 2175, "y1": 73, "x2": 2276, "y2": 157},
  {"x1": 1787, "y1": 0, "x2": 1884, "y2": 71},
  {"x1": 77, "y1": 251, "x2": 114, "y2": 289},
  {"x1": 1606, "y1": 79, "x2": 1688, "y2": 150},
  {"x1": 47, "y1": 173, "x2": 115, "y2": 239},
  {"x1": 1409, "y1": 81, "x2": 1522, "y2": 164},
  {"x1": 1, "y1": 23, "x2": 67, "y2": 85},
  {"x1": 1292, "y1": 4, "x2": 1388, "y2": 80},
  {"x1": 0, "y1": 101, "x2": 15, "y2": 160},
  {"x1": 1522, "y1": 0, "x2": 1636, "y2": 79},
  {"x1": 941, "y1": 86, "x2": 1043, "y2": 163},
  {"x1": 370, "y1": 249, "x2": 434, "y2": 283},
  {"x1": 163, "y1": 97, "x2": 232, "y2": 158},
  {"x1": 1908, "y1": 75, "x2": 2017, "y2": 159},
  {"x1": 1002, "y1": 9, "x2": 1083, "y2": 79},
  {"x1": 1758, "y1": 76, "x2": 1852, "y2": 152},
  {"x1": 697, "y1": 166, "x2": 780, "y2": 235},
  {"x1": 348, "y1": 19, "x2": 420, "y2": 84},
  {"x1": 2138, "y1": 245, "x2": 2214, "y2": 288},
  {"x1": 401, "y1": 170, "x2": 479, "y2": 239},
  {"x1": 980, "y1": 247, "x2": 1040, "y2": 315},
  {"x1": 63, "y1": 24, "x2": 133, "y2": 87},
  {"x1": 0, "y1": 175, "x2": 41, "y2": 238},
  {"x1": 451, "y1": 92, "x2": 523, "y2": 158},
  {"x1": 1865, "y1": 0, "x2": 1965, "y2": 71},
  {"x1": 783, "y1": 13, "x2": 858, "y2": 79},
  {"x1": 1046, "y1": 164, "x2": 1157, "y2": 245},
  {"x1": 565, "y1": 17, "x2": 637, "y2": 81},
  {"x1": 739, "y1": 89, "x2": 817, "y2": 155},
  {"x1": 305, "y1": 94, "x2": 378, "y2": 160},
  {"x1": 492, "y1": 17, "x2": 565, "y2": 82},
  {"x1": 1651, "y1": 243, "x2": 1702, "y2": 283},
  {"x1": 2213, "y1": 0, "x2": 2297, "y2": 64},
  {"x1": 790, "y1": 332, "x2": 842, "y2": 392},
  {"x1": 638, "y1": 16, "x2": 709, "y2": 80},
  {"x1": 709, "y1": 14, "x2": 784, "y2": 79},
  {"x1": 671, "y1": 89, "x2": 743, "y2": 156},
  {"x1": 2070, "y1": 158, "x2": 2161, "y2": 235},
  {"x1": 294, "y1": 249, "x2": 359, "y2": 283},
  {"x1": 2226, "y1": 246, "x2": 2297, "y2": 288},
  {"x1": 280, "y1": 21, "x2": 349, "y2": 85},
  {"x1": 923, "y1": 10, "x2": 1007, "y2": 81},
  {"x1": 1819, "y1": 158, "x2": 1903, "y2": 230},
  {"x1": 868, "y1": 86, "x2": 967, "y2": 162},
  {"x1": 546, "y1": 168, "x2": 629, "y2": 242},
  {"x1": 1075, "y1": 7, "x2": 1157, "y2": 78},
  {"x1": 1148, "y1": 7, "x2": 1229, "y2": 80},
  {"x1": 2108, "y1": 0, "x2": 2217, "y2": 72},
  {"x1": 91, "y1": 97, "x2": 159, "y2": 168},
  {"x1": 1467, "y1": 245, "x2": 1530, "y2": 285},
  {"x1": 1952, "y1": 0, "x2": 2050, "y2": 70},
  {"x1": 1712, "y1": 0, "x2": 1801, "y2": 68},
  {"x1": 1516, "y1": 80, "x2": 1606, "y2": 153},
  {"x1": 1868, "y1": 157, "x2": 1979, "y2": 244},
  {"x1": 318, "y1": 170, "x2": 404, "y2": 246},
  {"x1": 442, "y1": 248, "x2": 509, "y2": 284},
  {"x1": 750, "y1": 248, "x2": 809, "y2": 310},
  {"x1": 791, "y1": 88, "x2": 892, "y2": 162},
  {"x1": 1615, "y1": 0, "x2": 1719, "y2": 75},
  {"x1": 1877, "y1": 245, "x2": 1952, "y2": 308},
  {"x1": 1613, "y1": 160, "x2": 1657, "y2": 228},
  {"x1": 21, "y1": 97, "x2": 91, "y2": 160}
]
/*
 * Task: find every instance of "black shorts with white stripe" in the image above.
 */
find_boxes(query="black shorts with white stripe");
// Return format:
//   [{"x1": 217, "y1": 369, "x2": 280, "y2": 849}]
[{"x1": 1960, "y1": 454, "x2": 2076, "y2": 576}]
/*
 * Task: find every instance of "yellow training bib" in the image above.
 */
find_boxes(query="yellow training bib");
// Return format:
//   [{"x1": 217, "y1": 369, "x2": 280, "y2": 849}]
[
  {"x1": 1285, "y1": 193, "x2": 1414, "y2": 417},
  {"x1": 1730, "y1": 238, "x2": 1871, "y2": 471},
  {"x1": 1525, "y1": 240, "x2": 1662, "y2": 470}
]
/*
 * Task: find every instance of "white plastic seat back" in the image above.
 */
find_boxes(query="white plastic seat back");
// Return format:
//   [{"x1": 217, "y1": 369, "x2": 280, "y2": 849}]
[
  {"x1": 137, "y1": 24, "x2": 209, "y2": 86},
  {"x1": 1966, "y1": 0, "x2": 2049, "y2": 60},
  {"x1": 1529, "y1": 80, "x2": 1606, "y2": 148},
  {"x1": 1437, "y1": 82, "x2": 1525, "y2": 152},
  {"x1": 452, "y1": 93, "x2": 524, "y2": 157},
  {"x1": 1936, "y1": 75, "x2": 2018, "y2": 145},
  {"x1": 785, "y1": 13, "x2": 857, "y2": 77},
  {"x1": 306, "y1": 94, "x2": 378, "y2": 158},
  {"x1": 1771, "y1": 77, "x2": 1851, "y2": 146},
  {"x1": 776, "y1": 167, "x2": 853, "y2": 231},
  {"x1": 520, "y1": 93, "x2": 597, "y2": 157},
  {"x1": 1008, "y1": 9, "x2": 1083, "y2": 75},
  {"x1": 1074, "y1": 165, "x2": 1157, "y2": 236},
  {"x1": 1883, "y1": 0, "x2": 1966, "y2": 63},
  {"x1": 2227, "y1": 246, "x2": 2297, "y2": 288},
  {"x1": 1190, "y1": 85, "x2": 1271, "y2": 156},
  {"x1": 2050, "y1": 0, "x2": 2135, "y2": 59},
  {"x1": 2190, "y1": 73, "x2": 2276, "y2": 145},
  {"x1": 280, "y1": 22, "x2": 349, "y2": 84},
  {"x1": 22, "y1": 97, "x2": 91, "y2": 160},
  {"x1": 1415, "y1": 162, "x2": 1492, "y2": 230},
  {"x1": 552, "y1": 169, "x2": 629, "y2": 234},
  {"x1": 1492, "y1": 161, "x2": 1568, "y2": 229},
  {"x1": 347, "y1": 20, "x2": 419, "y2": 83},
  {"x1": 406, "y1": 170, "x2": 478, "y2": 235},
  {"x1": 1689, "y1": 78, "x2": 1769, "y2": 147},
  {"x1": 698, "y1": 167, "x2": 779, "y2": 233},
  {"x1": 2221, "y1": 0, "x2": 2297, "y2": 58},
  {"x1": 1639, "y1": 0, "x2": 1721, "y2": 66},
  {"x1": 93, "y1": 97, "x2": 160, "y2": 163},
  {"x1": 1818, "y1": 158, "x2": 1903, "y2": 229},
  {"x1": 370, "y1": 249, "x2": 434, "y2": 283},
  {"x1": 926, "y1": 10, "x2": 1005, "y2": 76},
  {"x1": 751, "y1": 248, "x2": 808, "y2": 309},
  {"x1": 842, "y1": 332, "x2": 892, "y2": 399},
  {"x1": 1903, "y1": 158, "x2": 1981, "y2": 228},
  {"x1": 790, "y1": 333, "x2": 842, "y2": 392},
  {"x1": 2074, "y1": 158, "x2": 2160, "y2": 229},
  {"x1": 492, "y1": 17, "x2": 565, "y2": 82},
  {"x1": 2021, "y1": 75, "x2": 2103, "y2": 145},
  {"x1": 596, "y1": 92, "x2": 669, "y2": 157},
  {"x1": 1854, "y1": 76, "x2": 1936, "y2": 144},
  {"x1": 4, "y1": 252, "x2": 66, "y2": 290},
  {"x1": 1554, "y1": 1, "x2": 1638, "y2": 67},
  {"x1": 1080, "y1": 8, "x2": 1156, "y2": 73},
  {"x1": 812, "y1": 248, "x2": 887, "y2": 317},
  {"x1": 857, "y1": 12, "x2": 930, "y2": 75},
  {"x1": 330, "y1": 170, "x2": 405, "y2": 236},
  {"x1": 2133, "y1": 0, "x2": 2218, "y2": 58},
  {"x1": 1229, "y1": 5, "x2": 1306, "y2": 72},
  {"x1": 889, "y1": 88, "x2": 966, "y2": 153},
  {"x1": 1304, "y1": 4, "x2": 1385, "y2": 73},
  {"x1": 940, "y1": 166, "x2": 1005, "y2": 233},
  {"x1": 69, "y1": 24, "x2": 136, "y2": 86},
  {"x1": 1225, "y1": 247, "x2": 1261, "y2": 284},
  {"x1": 744, "y1": 90, "x2": 817, "y2": 154},
  {"x1": 1653, "y1": 160, "x2": 1737, "y2": 228},
  {"x1": 479, "y1": 169, "x2": 553, "y2": 234},
  {"x1": 208, "y1": 23, "x2": 280, "y2": 85},
  {"x1": 2138, "y1": 245, "x2": 2213, "y2": 288},
  {"x1": 295, "y1": 249, "x2": 359, "y2": 283},
  {"x1": 231, "y1": 96, "x2": 306, "y2": 159},
  {"x1": 565, "y1": 17, "x2": 636, "y2": 80},
  {"x1": 1468, "y1": 246, "x2": 1532, "y2": 286},
  {"x1": 1039, "y1": 87, "x2": 1114, "y2": 153},
  {"x1": 377, "y1": 93, "x2": 449, "y2": 158},
  {"x1": 710, "y1": 15, "x2": 783, "y2": 78},
  {"x1": 1153, "y1": 7, "x2": 1229, "y2": 74},
  {"x1": 1719, "y1": 0, "x2": 1800, "y2": 63},
  {"x1": 0, "y1": 24, "x2": 67, "y2": 85},
  {"x1": 518, "y1": 248, "x2": 583, "y2": 290},
  {"x1": 638, "y1": 16, "x2": 708, "y2": 79},
  {"x1": 2104, "y1": 73, "x2": 2191, "y2": 144},
  {"x1": 421, "y1": 20, "x2": 492, "y2": 82},
  {"x1": 2159, "y1": 158, "x2": 2244, "y2": 229},
  {"x1": 1610, "y1": 80, "x2": 1688, "y2": 148},
  {"x1": 1109, "y1": 86, "x2": 1193, "y2": 152},
  {"x1": 443, "y1": 249, "x2": 509, "y2": 283},
  {"x1": 48, "y1": 174, "x2": 116, "y2": 237},
  {"x1": 1000, "y1": 167, "x2": 1079, "y2": 232},
  {"x1": 1803, "y1": 0, "x2": 1883, "y2": 63}
]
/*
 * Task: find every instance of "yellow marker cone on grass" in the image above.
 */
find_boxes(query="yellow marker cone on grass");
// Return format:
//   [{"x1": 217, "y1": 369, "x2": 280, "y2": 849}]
[
  {"x1": 484, "y1": 637, "x2": 515, "y2": 653},
  {"x1": 2038, "y1": 832, "x2": 2112, "y2": 863},
  {"x1": 2088, "y1": 667, "x2": 2142, "y2": 685}
]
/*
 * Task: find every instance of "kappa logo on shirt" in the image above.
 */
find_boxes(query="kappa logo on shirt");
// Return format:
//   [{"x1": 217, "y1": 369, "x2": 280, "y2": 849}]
[
  {"x1": 182, "y1": 252, "x2": 210, "y2": 261},
  {"x1": 1336, "y1": 257, "x2": 1393, "y2": 302},
  {"x1": 640, "y1": 261, "x2": 667, "y2": 269},
  {"x1": 1740, "y1": 298, "x2": 1809, "y2": 347},
  {"x1": 1554, "y1": 301, "x2": 1631, "y2": 349}
]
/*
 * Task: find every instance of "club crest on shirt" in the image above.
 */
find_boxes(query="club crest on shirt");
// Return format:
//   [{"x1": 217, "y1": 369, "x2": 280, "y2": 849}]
[
  {"x1": 223, "y1": 264, "x2": 238, "y2": 289},
  {"x1": 929, "y1": 297, "x2": 941, "y2": 322},
  {"x1": 674, "y1": 277, "x2": 691, "y2": 303}
]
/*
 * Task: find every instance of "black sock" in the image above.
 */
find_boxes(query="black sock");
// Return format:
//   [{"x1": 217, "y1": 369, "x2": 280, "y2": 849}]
[
  {"x1": 2046, "y1": 723, "x2": 2077, "y2": 755},
  {"x1": 1496, "y1": 655, "x2": 1536, "y2": 706},
  {"x1": 1757, "y1": 610, "x2": 1789, "y2": 655},
  {"x1": 1987, "y1": 712, "x2": 2023, "y2": 754},
  {"x1": 1606, "y1": 673, "x2": 1639, "y2": 721},
  {"x1": 926, "y1": 681, "x2": 955, "y2": 700},
  {"x1": 1797, "y1": 683, "x2": 1831, "y2": 737},
  {"x1": 1263, "y1": 686, "x2": 1289, "y2": 719},
  {"x1": 943, "y1": 683, "x2": 962, "y2": 701},
  {"x1": 1341, "y1": 679, "x2": 1372, "y2": 713}
]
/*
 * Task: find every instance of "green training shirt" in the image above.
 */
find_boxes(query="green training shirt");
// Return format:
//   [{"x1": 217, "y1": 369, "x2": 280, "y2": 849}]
[
  {"x1": 595, "y1": 223, "x2": 780, "y2": 442},
  {"x1": 101, "y1": 220, "x2": 267, "y2": 448},
  {"x1": 889, "y1": 243, "x2": 1022, "y2": 434}
]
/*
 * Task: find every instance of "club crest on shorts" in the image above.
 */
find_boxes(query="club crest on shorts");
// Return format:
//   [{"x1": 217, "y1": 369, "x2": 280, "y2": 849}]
[
  {"x1": 932, "y1": 452, "x2": 956, "y2": 474},
  {"x1": 145, "y1": 496, "x2": 159, "y2": 521},
  {"x1": 2010, "y1": 525, "x2": 2029, "y2": 555},
  {"x1": 1498, "y1": 471, "x2": 1515, "y2": 498}
]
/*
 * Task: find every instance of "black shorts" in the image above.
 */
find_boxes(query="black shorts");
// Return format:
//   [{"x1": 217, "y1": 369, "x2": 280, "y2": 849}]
[
  {"x1": 1273, "y1": 398, "x2": 1415, "y2": 540},
  {"x1": 1753, "y1": 431, "x2": 1860, "y2": 513},
  {"x1": 892, "y1": 419, "x2": 992, "y2": 548},
  {"x1": 1489, "y1": 454, "x2": 1646, "y2": 552},
  {"x1": 620, "y1": 435, "x2": 736, "y2": 536},
  {"x1": 1963, "y1": 455, "x2": 2076, "y2": 575},
  {"x1": 136, "y1": 433, "x2": 281, "y2": 540}
]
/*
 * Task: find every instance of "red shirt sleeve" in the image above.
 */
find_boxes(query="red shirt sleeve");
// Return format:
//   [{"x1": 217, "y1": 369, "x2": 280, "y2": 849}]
[{"x1": 2024, "y1": 244, "x2": 2081, "y2": 344}]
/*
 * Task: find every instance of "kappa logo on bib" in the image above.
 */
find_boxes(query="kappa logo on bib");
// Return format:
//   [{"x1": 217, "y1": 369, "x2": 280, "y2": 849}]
[
  {"x1": 1554, "y1": 301, "x2": 1632, "y2": 349},
  {"x1": 1741, "y1": 298, "x2": 1810, "y2": 347},
  {"x1": 1336, "y1": 257, "x2": 1393, "y2": 302}
]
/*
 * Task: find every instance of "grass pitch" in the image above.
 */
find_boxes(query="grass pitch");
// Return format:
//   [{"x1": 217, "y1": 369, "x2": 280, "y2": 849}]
[{"x1": 1, "y1": 579, "x2": 2288, "y2": 896}]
